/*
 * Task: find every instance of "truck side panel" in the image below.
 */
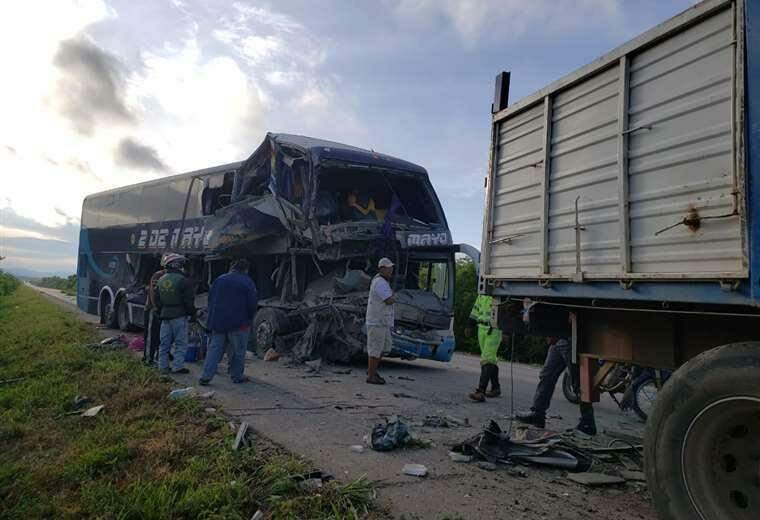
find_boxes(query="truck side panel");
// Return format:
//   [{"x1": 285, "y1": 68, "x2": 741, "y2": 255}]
[{"x1": 483, "y1": 0, "x2": 747, "y2": 287}]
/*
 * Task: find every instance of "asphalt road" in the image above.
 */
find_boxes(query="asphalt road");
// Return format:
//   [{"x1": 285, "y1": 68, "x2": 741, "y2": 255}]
[{"x1": 33, "y1": 284, "x2": 655, "y2": 520}]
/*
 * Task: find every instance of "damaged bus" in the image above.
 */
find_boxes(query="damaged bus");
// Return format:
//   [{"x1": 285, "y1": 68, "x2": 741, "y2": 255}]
[{"x1": 76, "y1": 133, "x2": 477, "y2": 362}]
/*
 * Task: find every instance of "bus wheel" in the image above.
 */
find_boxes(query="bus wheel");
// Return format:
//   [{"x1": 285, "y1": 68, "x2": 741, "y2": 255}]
[
  {"x1": 250, "y1": 308, "x2": 288, "y2": 357},
  {"x1": 116, "y1": 298, "x2": 133, "y2": 332},
  {"x1": 99, "y1": 292, "x2": 118, "y2": 329},
  {"x1": 645, "y1": 342, "x2": 760, "y2": 520}
]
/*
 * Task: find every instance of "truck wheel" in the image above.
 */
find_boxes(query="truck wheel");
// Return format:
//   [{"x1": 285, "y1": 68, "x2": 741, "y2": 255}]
[
  {"x1": 562, "y1": 370, "x2": 580, "y2": 404},
  {"x1": 644, "y1": 342, "x2": 760, "y2": 520},
  {"x1": 250, "y1": 308, "x2": 288, "y2": 357}
]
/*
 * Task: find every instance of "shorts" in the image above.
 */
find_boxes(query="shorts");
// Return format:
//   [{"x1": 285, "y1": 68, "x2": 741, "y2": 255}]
[{"x1": 366, "y1": 325, "x2": 392, "y2": 358}]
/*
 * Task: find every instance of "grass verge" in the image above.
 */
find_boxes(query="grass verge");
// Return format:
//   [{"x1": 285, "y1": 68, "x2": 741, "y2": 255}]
[{"x1": 0, "y1": 286, "x2": 375, "y2": 519}]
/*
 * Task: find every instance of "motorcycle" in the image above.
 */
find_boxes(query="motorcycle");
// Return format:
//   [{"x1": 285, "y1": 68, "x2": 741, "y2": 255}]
[{"x1": 562, "y1": 361, "x2": 671, "y2": 422}]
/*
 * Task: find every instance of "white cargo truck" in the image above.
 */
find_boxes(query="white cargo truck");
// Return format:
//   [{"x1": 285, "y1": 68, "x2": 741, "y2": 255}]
[{"x1": 481, "y1": 1, "x2": 759, "y2": 518}]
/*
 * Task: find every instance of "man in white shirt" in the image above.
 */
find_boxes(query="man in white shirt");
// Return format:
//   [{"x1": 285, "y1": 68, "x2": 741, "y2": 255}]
[{"x1": 365, "y1": 257, "x2": 395, "y2": 385}]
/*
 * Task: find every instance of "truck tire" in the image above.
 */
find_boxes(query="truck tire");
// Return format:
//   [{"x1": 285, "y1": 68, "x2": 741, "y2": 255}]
[
  {"x1": 562, "y1": 370, "x2": 580, "y2": 404},
  {"x1": 250, "y1": 308, "x2": 289, "y2": 357},
  {"x1": 644, "y1": 342, "x2": 760, "y2": 520}
]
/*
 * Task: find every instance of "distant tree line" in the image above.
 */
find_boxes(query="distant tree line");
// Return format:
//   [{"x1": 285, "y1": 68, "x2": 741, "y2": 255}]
[
  {"x1": 454, "y1": 259, "x2": 546, "y2": 365},
  {"x1": 36, "y1": 275, "x2": 77, "y2": 297}
]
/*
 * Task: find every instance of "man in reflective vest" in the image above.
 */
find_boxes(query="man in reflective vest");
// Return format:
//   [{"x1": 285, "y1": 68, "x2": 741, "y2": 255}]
[
  {"x1": 467, "y1": 294, "x2": 502, "y2": 402},
  {"x1": 155, "y1": 254, "x2": 196, "y2": 374}
]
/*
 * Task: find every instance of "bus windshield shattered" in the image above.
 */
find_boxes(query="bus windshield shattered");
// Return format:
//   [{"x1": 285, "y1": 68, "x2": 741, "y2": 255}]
[{"x1": 77, "y1": 133, "x2": 477, "y2": 363}]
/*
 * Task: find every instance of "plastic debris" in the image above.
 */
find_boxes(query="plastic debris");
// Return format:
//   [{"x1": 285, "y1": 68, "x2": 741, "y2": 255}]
[
  {"x1": 204, "y1": 407, "x2": 217, "y2": 413},
  {"x1": 72, "y1": 395, "x2": 92, "y2": 409},
  {"x1": 371, "y1": 415, "x2": 411, "y2": 451},
  {"x1": 168, "y1": 387, "x2": 196, "y2": 400},
  {"x1": 81, "y1": 405, "x2": 104, "y2": 417},
  {"x1": 263, "y1": 348, "x2": 280, "y2": 362},
  {"x1": 199, "y1": 391, "x2": 215, "y2": 399},
  {"x1": 250, "y1": 511, "x2": 264, "y2": 520},
  {"x1": 448, "y1": 451, "x2": 473, "y2": 463},
  {"x1": 402, "y1": 464, "x2": 428, "y2": 477},
  {"x1": 350, "y1": 445, "x2": 365, "y2": 453}
]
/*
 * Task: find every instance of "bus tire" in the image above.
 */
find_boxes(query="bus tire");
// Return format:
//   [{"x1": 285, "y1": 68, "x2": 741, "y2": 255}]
[
  {"x1": 644, "y1": 342, "x2": 760, "y2": 520},
  {"x1": 250, "y1": 307, "x2": 289, "y2": 357},
  {"x1": 116, "y1": 298, "x2": 135, "y2": 332},
  {"x1": 99, "y1": 291, "x2": 118, "y2": 329}
]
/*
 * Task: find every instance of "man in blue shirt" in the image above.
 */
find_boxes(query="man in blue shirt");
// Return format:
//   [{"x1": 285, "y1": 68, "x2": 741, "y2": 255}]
[{"x1": 199, "y1": 259, "x2": 258, "y2": 385}]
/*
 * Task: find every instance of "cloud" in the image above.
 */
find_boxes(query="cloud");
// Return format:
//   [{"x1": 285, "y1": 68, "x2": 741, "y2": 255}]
[
  {"x1": 53, "y1": 36, "x2": 135, "y2": 135},
  {"x1": 391, "y1": 0, "x2": 622, "y2": 47},
  {"x1": 115, "y1": 137, "x2": 167, "y2": 171}
]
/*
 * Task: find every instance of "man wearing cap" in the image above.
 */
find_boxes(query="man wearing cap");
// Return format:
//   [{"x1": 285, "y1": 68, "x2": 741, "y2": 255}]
[
  {"x1": 199, "y1": 259, "x2": 258, "y2": 385},
  {"x1": 155, "y1": 254, "x2": 196, "y2": 375},
  {"x1": 365, "y1": 257, "x2": 395, "y2": 384}
]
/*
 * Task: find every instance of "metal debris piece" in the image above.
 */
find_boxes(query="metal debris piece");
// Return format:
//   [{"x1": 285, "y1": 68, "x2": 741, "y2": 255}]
[
  {"x1": 350, "y1": 445, "x2": 365, "y2": 453},
  {"x1": 402, "y1": 464, "x2": 428, "y2": 477},
  {"x1": 233, "y1": 421, "x2": 250, "y2": 451},
  {"x1": 81, "y1": 405, "x2": 105, "y2": 417},
  {"x1": 567, "y1": 472, "x2": 625, "y2": 487}
]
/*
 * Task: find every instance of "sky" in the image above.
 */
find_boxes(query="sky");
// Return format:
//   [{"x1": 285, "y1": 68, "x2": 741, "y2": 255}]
[{"x1": 0, "y1": 0, "x2": 695, "y2": 275}]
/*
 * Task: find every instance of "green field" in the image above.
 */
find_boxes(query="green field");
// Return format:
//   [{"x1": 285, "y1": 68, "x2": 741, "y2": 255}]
[{"x1": 0, "y1": 286, "x2": 374, "y2": 519}]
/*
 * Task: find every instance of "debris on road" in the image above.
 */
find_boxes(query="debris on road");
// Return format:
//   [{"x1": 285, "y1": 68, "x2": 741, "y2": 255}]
[
  {"x1": 199, "y1": 390, "x2": 215, "y2": 399},
  {"x1": 402, "y1": 464, "x2": 428, "y2": 477},
  {"x1": 392, "y1": 392, "x2": 417, "y2": 399},
  {"x1": 567, "y1": 472, "x2": 625, "y2": 487},
  {"x1": 448, "y1": 451, "x2": 473, "y2": 463},
  {"x1": 422, "y1": 415, "x2": 469, "y2": 428},
  {"x1": 168, "y1": 387, "x2": 196, "y2": 400},
  {"x1": 304, "y1": 358, "x2": 322, "y2": 373},
  {"x1": 620, "y1": 470, "x2": 646, "y2": 482},
  {"x1": 81, "y1": 405, "x2": 105, "y2": 417},
  {"x1": 350, "y1": 445, "x2": 365, "y2": 453},
  {"x1": 263, "y1": 348, "x2": 280, "y2": 362},
  {"x1": 232, "y1": 421, "x2": 250, "y2": 450},
  {"x1": 452, "y1": 420, "x2": 592, "y2": 471},
  {"x1": 476, "y1": 461, "x2": 497, "y2": 471},
  {"x1": 370, "y1": 415, "x2": 413, "y2": 451},
  {"x1": 397, "y1": 376, "x2": 415, "y2": 382}
]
